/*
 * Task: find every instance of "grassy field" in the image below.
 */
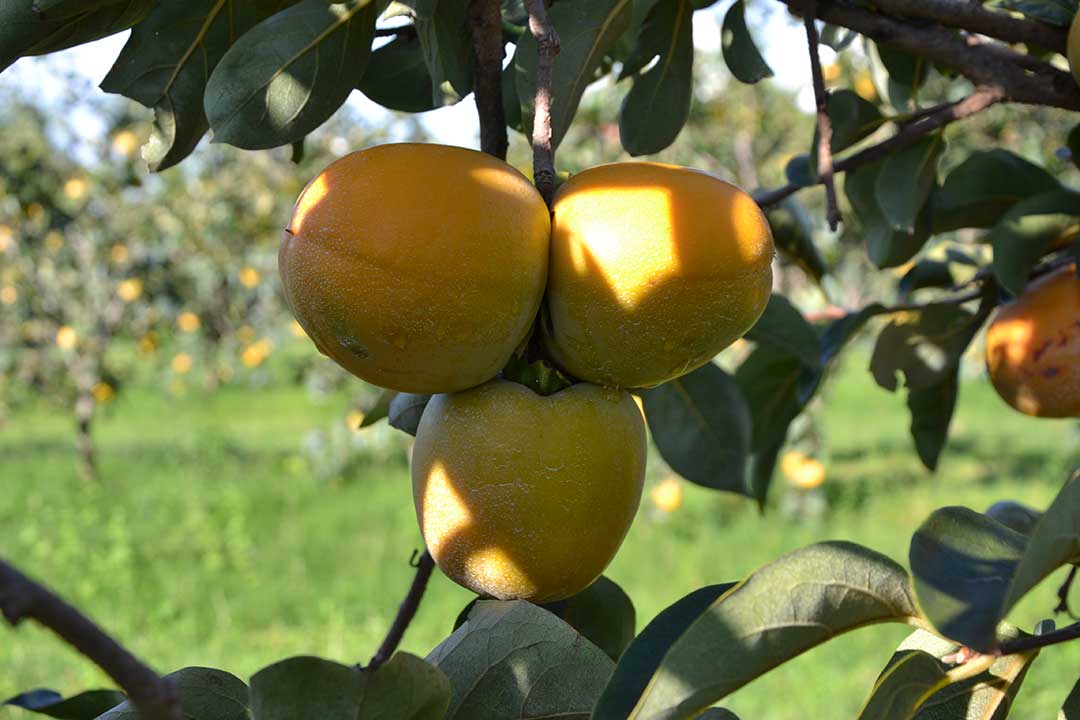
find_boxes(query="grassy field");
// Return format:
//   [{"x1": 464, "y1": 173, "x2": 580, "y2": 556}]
[{"x1": 2, "y1": 356, "x2": 1079, "y2": 719}]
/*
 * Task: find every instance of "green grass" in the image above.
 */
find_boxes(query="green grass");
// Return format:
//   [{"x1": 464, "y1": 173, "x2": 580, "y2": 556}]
[{"x1": 2, "y1": 356, "x2": 1080, "y2": 719}]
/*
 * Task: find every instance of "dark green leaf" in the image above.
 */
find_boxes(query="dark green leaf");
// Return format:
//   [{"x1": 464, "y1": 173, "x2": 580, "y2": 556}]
[
  {"x1": 869, "y1": 304, "x2": 979, "y2": 392},
  {"x1": 515, "y1": 0, "x2": 632, "y2": 150},
  {"x1": 1067, "y1": 123, "x2": 1080, "y2": 172},
  {"x1": 990, "y1": 190, "x2": 1080, "y2": 295},
  {"x1": 856, "y1": 649, "x2": 947, "y2": 720},
  {"x1": 907, "y1": 366, "x2": 958, "y2": 471},
  {"x1": 875, "y1": 42, "x2": 929, "y2": 89},
  {"x1": 641, "y1": 362, "x2": 752, "y2": 495},
  {"x1": 631, "y1": 0, "x2": 663, "y2": 27},
  {"x1": 809, "y1": 89, "x2": 882, "y2": 176},
  {"x1": 933, "y1": 149, "x2": 1062, "y2": 232},
  {"x1": 250, "y1": 656, "x2": 364, "y2": 719},
  {"x1": 819, "y1": 303, "x2": 889, "y2": 368},
  {"x1": 4, "y1": 689, "x2": 125, "y2": 719},
  {"x1": 102, "y1": 0, "x2": 258, "y2": 171},
  {"x1": 898, "y1": 260, "x2": 954, "y2": 297},
  {"x1": 746, "y1": 294, "x2": 823, "y2": 371},
  {"x1": 1062, "y1": 676, "x2": 1080, "y2": 719},
  {"x1": 696, "y1": 710, "x2": 740, "y2": 720},
  {"x1": 845, "y1": 161, "x2": 930, "y2": 268},
  {"x1": 745, "y1": 434, "x2": 784, "y2": 509},
  {"x1": 407, "y1": 0, "x2": 473, "y2": 102},
  {"x1": 32, "y1": 0, "x2": 128, "y2": 20},
  {"x1": 1, "y1": 0, "x2": 155, "y2": 73},
  {"x1": 355, "y1": 388, "x2": 396, "y2": 428},
  {"x1": 427, "y1": 599, "x2": 614, "y2": 720},
  {"x1": 358, "y1": 33, "x2": 439, "y2": 112},
  {"x1": 909, "y1": 506, "x2": 1028, "y2": 652},
  {"x1": 619, "y1": 0, "x2": 694, "y2": 156},
  {"x1": 362, "y1": 652, "x2": 451, "y2": 720},
  {"x1": 720, "y1": 0, "x2": 772, "y2": 84},
  {"x1": 205, "y1": 0, "x2": 378, "y2": 150},
  {"x1": 98, "y1": 667, "x2": 248, "y2": 720},
  {"x1": 593, "y1": 584, "x2": 737, "y2": 720},
  {"x1": 388, "y1": 392, "x2": 431, "y2": 436},
  {"x1": 766, "y1": 199, "x2": 826, "y2": 282},
  {"x1": 560, "y1": 576, "x2": 637, "y2": 662},
  {"x1": 782, "y1": 154, "x2": 814, "y2": 188},
  {"x1": 875, "y1": 134, "x2": 945, "y2": 234},
  {"x1": 595, "y1": 542, "x2": 918, "y2": 719},
  {"x1": 735, "y1": 345, "x2": 804, "y2": 452},
  {"x1": 990, "y1": 0, "x2": 1077, "y2": 26}
]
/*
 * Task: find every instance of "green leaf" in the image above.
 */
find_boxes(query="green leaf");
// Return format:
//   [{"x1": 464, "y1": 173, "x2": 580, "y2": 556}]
[
  {"x1": 845, "y1": 161, "x2": 930, "y2": 268},
  {"x1": 746, "y1": 294, "x2": 823, "y2": 371},
  {"x1": 358, "y1": 33, "x2": 440, "y2": 112},
  {"x1": 355, "y1": 388, "x2": 396, "y2": 428},
  {"x1": 102, "y1": 1, "x2": 258, "y2": 171},
  {"x1": 735, "y1": 345, "x2": 805, "y2": 452},
  {"x1": 809, "y1": 89, "x2": 882, "y2": 177},
  {"x1": 32, "y1": 0, "x2": 129, "y2": 20},
  {"x1": 0, "y1": 0, "x2": 155, "y2": 73},
  {"x1": 984, "y1": 500, "x2": 1043, "y2": 537},
  {"x1": 782, "y1": 153, "x2": 814, "y2": 188},
  {"x1": 990, "y1": 190, "x2": 1080, "y2": 295},
  {"x1": 559, "y1": 576, "x2": 637, "y2": 662},
  {"x1": 720, "y1": 0, "x2": 772, "y2": 84},
  {"x1": 906, "y1": 366, "x2": 958, "y2": 471},
  {"x1": 250, "y1": 656, "x2": 365, "y2": 719},
  {"x1": 388, "y1": 392, "x2": 431, "y2": 436},
  {"x1": 594, "y1": 584, "x2": 738, "y2": 720},
  {"x1": 745, "y1": 435, "x2": 784, "y2": 510},
  {"x1": 860, "y1": 629, "x2": 1039, "y2": 720},
  {"x1": 1067, "y1": 123, "x2": 1080, "y2": 172},
  {"x1": 1061, "y1": 676, "x2": 1080, "y2": 719},
  {"x1": 875, "y1": 134, "x2": 945, "y2": 234},
  {"x1": 515, "y1": 0, "x2": 632, "y2": 150},
  {"x1": 595, "y1": 542, "x2": 918, "y2": 719},
  {"x1": 641, "y1": 362, "x2": 752, "y2": 495},
  {"x1": 856, "y1": 649, "x2": 947, "y2": 720},
  {"x1": 205, "y1": 0, "x2": 379, "y2": 150},
  {"x1": 98, "y1": 667, "x2": 248, "y2": 720},
  {"x1": 766, "y1": 198, "x2": 826, "y2": 282},
  {"x1": 898, "y1": 260, "x2": 954, "y2": 297},
  {"x1": 362, "y1": 652, "x2": 451, "y2": 720},
  {"x1": 869, "y1": 304, "x2": 979, "y2": 392},
  {"x1": 696, "y1": 710, "x2": 740, "y2": 720},
  {"x1": 406, "y1": 0, "x2": 473, "y2": 102},
  {"x1": 933, "y1": 149, "x2": 1062, "y2": 232},
  {"x1": 4, "y1": 689, "x2": 126, "y2": 719},
  {"x1": 819, "y1": 303, "x2": 889, "y2": 368},
  {"x1": 875, "y1": 42, "x2": 928, "y2": 90},
  {"x1": 909, "y1": 507, "x2": 1028, "y2": 652},
  {"x1": 990, "y1": 0, "x2": 1077, "y2": 26},
  {"x1": 426, "y1": 599, "x2": 614, "y2": 720},
  {"x1": 618, "y1": 0, "x2": 694, "y2": 156}
]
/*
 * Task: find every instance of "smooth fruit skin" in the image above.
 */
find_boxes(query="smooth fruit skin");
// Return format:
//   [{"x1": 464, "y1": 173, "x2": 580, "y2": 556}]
[
  {"x1": 985, "y1": 265, "x2": 1080, "y2": 418},
  {"x1": 279, "y1": 143, "x2": 550, "y2": 394},
  {"x1": 542, "y1": 162, "x2": 775, "y2": 388},
  {"x1": 1069, "y1": 12, "x2": 1080, "y2": 86},
  {"x1": 411, "y1": 379, "x2": 646, "y2": 603}
]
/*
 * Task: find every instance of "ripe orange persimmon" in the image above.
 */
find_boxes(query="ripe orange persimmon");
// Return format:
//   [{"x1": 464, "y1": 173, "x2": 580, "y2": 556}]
[
  {"x1": 542, "y1": 162, "x2": 774, "y2": 388},
  {"x1": 411, "y1": 379, "x2": 646, "y2": 603},
  {"x1": 985, "y1": 265, "x2": 1080, "y2": 418},
  {"x1": 280, "y1": 143, "x2": 550, "y2": 394}
]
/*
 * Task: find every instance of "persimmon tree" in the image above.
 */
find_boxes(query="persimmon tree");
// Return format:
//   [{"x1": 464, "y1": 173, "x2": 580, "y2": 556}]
[{"x1": 3, "y1": 0, "x2": 1080, "y2": 718}]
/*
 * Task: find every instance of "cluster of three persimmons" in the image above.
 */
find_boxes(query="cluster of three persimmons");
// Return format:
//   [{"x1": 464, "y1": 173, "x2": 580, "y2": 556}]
[{"x1": 279, "y1": 143, "x2": 775, "y2": 603}]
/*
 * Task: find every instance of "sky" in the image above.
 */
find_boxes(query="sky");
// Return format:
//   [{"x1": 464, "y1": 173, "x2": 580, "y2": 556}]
[{"x1": 0, "y1": 4, "x2": 825, "y2": 151}]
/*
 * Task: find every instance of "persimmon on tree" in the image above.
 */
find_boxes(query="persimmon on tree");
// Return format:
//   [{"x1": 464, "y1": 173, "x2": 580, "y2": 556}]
[{"x1": 4, "y1": 1, "x2": 1080, "y2": 719}]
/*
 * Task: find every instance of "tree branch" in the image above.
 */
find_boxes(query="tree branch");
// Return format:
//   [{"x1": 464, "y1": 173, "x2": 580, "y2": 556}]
[
  {"x1": 998, "y1": 620, "x2": 1080, "y2": 655},
  {"x1": 469, "y1": 0, "x2": 508, "y2": 160},
  {"x1": 802, "y1": 4, "x2": 840, "y2": 231},
  {"x1": 756, "y1": 86, "x2": 1004, "y2": 208},
  {"x1": 524, "y1": 0, "x2": 560, "y2": 206},
  {"x1": 366, "y1": 550, "x2": 436, "y2": 672},
  {"x1": 0, "y1": 559, "x2": 181, "y2": 720},
  {"x1": 866, "y1": 0, "x2": 1067, "y2": 54},
  {"x1": 778, "y1": 0, "x2": 1080, "y2": 111}
]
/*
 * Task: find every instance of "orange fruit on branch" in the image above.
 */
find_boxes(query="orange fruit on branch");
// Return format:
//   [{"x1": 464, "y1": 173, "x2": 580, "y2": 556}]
[
  {"x1": 541, "y1": 162, "x2": 774, "y2": 388},
  {"x1": 411, "y1": 379, "x2": 646, "y2": 603},
  {"x1": 985, "y1": 265, "x2": 1080, "y2": 418},
  {"x1": 280, "y1": 143, "x2": 550, "y2": 394}
]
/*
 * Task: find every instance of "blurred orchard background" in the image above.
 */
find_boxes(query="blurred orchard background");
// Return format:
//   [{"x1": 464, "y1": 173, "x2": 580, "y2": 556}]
[{"x1": 3, "y1": 5, "x2": 1080, "y2": 719}]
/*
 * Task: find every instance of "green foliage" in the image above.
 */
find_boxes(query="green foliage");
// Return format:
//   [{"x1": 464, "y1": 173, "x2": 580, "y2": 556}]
[
  {"x1": 3, "y1": 689, "x2": 126, "y2": 719},
  {"x1": 720, "y1": 0, "x2": 772, "y2": 84}
]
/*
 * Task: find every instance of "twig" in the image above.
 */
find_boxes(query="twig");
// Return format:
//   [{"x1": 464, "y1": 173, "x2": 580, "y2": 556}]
[
  {"x1": 524, "y1": 0, "x2": 560, "y2": 206},
  {"x1": 1055, "y1": 566, "x2": 1079, "y2": 619},
  {"x1": 0, "y1": 559, "x2": 181, "y2": 720},
  {"x1": 756, "y1": 86, "x2": 1004, "y2": 209},
  {"x1": 469, "y1": 0, "x2": 508, "y2": 160},
  {"x1": 366, "y1": 550, "x2": 436, "y2": 672},
  {"x1": 802, "y1": 5, "x2": 840, "y2": 231},
  {"x1": 866, "y1": 0, "x2": 1067, "y2": 54},
  {"x1": 998, "y1": 620, "x2": 1080, "y2": 654}
]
